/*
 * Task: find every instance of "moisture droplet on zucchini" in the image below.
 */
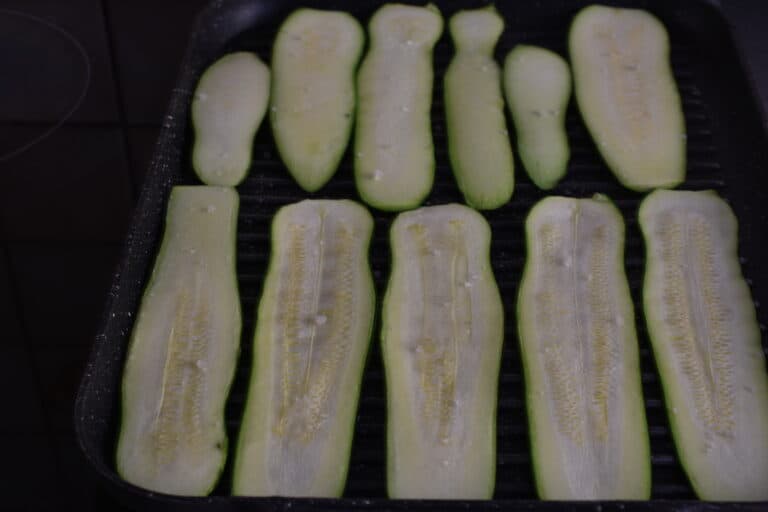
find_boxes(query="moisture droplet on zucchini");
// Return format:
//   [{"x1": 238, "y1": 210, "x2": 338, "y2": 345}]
[
  {"x1": 382, "y1": 204, "x2": 504, "y2": 498},
  {"x1": 192, "y1": 52, "x2": 270, "y2": 186},
  {"x1": 640, "y1": 190, "x2": 768, "y2": 501},
  {"x1": 517, "y1": 195, "x2": 650, "y2": 500},
  {"x1": 271, "y1": 9, "x2": 364, "y2": 192},
  {"x1": 569, "y1": 5, "x2": 685, "y2": 191},
  {"x1": 444, "y1": 7, "x2": 514, "y2": 209},
  {"x1": 504, "y1": 45, "x2": 571, "y2": 190},
  {"x1": 233, "y1": 199, "x2": 375, "y2": 497},
  {"x1": 116, "y1": 186, "x2": 241, "y2": 496},
  {"x1": 354, "y1": 3, "x2": 443, "y2": 211}
]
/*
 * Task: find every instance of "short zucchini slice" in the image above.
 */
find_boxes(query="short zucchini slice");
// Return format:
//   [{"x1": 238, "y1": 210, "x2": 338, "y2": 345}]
[
  {"x1": 569, "y1": 5, "x2": 685, "y2": 190},
  {"x1": 517, "y1": 195, "x2": 650, "y2": 500},
  {"x1": 192, "y1": 52, "x2": 270, "y2": 186},
  {"x1": 382, "y1": 204, "x2": 504, "y2": 498},
  {"x1": 233, "y1": 199, "x2": 375, "y2": 497},
  {"x1": 354, "y1": 4, "x2": 443, "y2": 211},
  {"x1": 504, "y1": 45, "x2": 571, "y2": 190},
  {"x1": 444, "y1": 6, "x2": 514, "y2": 209},
  {"x1": 271, "y1": 9, "x2": 364, "y2": 192},
  {"x1": 117, "y1": 186, "x2": 241, "y2": 496},
  {"x1": 640, "y1": 190, "x2": 768, "y2": 501}
]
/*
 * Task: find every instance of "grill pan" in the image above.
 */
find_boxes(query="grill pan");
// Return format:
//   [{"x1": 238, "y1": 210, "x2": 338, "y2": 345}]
[{"x1": 74, "y1": 0, "x2": 768, "y2": 510}]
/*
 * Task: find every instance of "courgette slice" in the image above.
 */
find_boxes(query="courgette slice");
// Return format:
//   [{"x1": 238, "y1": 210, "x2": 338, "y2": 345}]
[
  {"x1": 517, "y1": 195, "x2": 650, "y2": 500},
  {"x1": 271, "y1": 9, "x2": 364, "y2": 192},
  {"x1": 117, "y1": 186, "x2": 241, "y2": 496},
  {"x1": 354, "y1": 4, "x2": 443, "y2": 211},
  {"x1": 444, "y1": 6, "x2": 514, "y2": 209},
  {"x1": 192, "y1": 52, "x2": 270, "y2": 186},
  {"x1": 382, "y1": 204, "x2": 504, "y2": 498},
  {"x1": 640, "y1": 190, "x2": 768, "y2": 501},
  {"x1": 569, "y1": 5, "x2": 685, "y2": 191},
  {"x1": 504, "y1": 45, "x2": 571, "y2": 190},
  {"x1": 233, "y1": 199, "x2": 375, "y2": 497}
]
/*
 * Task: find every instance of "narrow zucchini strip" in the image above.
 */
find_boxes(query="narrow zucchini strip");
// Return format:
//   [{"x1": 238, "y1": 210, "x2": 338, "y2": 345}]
[
  {"x1": 233, "y1": 199, "x2": 375, "y2": 497},
  {"x1": 382, "y1": 204, "x2": 503, "y2": 498},
  {"x1": 517, "y1": 195, "x2": 650, "y2": 499},
  {"x1": 640, "y1": 190, "x2": 768, "y2": 501}
]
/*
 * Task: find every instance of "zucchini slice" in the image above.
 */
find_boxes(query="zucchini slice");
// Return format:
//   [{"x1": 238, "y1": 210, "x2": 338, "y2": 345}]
[
  {"x1": 444, "y1": 6, "x2": 514, "y2": 209},
  {"x1": 271, "y1": 9, "x2": 364, "y2": 192},
  {"x1": 382, "y1": 204, "x2": 504, "y2": 498},
  {"x1": 117, "y1": 186, "x2": 241, "y2": 496},
  {"x1": 569, "y1": 5, "x2": 685, "y2": 191},
  {"x1": 504, "y1": 45, "x2": 571, "y2": 190},
  {"x1": 233, "y1": 199, "x2": 375, "y2": 497},
  {"x1": 354, "y1": 4, "x2": 443, "y2": 211},
  {"x1": 192, "y1": 52, "x2": 270, "y2": 186},
  {"x1": 517, "y1": 195, "x2": 650, "y2": 500},
  {"x1": 640, "y1": 190, "x2": 768, "y2": 501}
]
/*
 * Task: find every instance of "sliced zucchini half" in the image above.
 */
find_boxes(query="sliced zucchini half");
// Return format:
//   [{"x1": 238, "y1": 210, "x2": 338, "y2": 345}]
[
  {"x1": 192, "y1": 52, "x2": 270, "y2": 186},
  {"x1": 517, "y1": 195, "x2": 650, "y2": 499},
  {"x1": 354, "y1": 3, "x2": 443, "y2": 211},
  {"x1": 569, "y1": 5, "x2": 685, "y2": 190},
  {"x1": 233, "y1": 199, "x2": 375, "y2": 497},
  {"x1": 116, "y1": 186, "x2": 241, "y2": 496},
  {"x1": 271, "y1": 9, "x2": 364, "y2": 192},
  {"x1": 382, "y1": 204, "x2": 504, "y2": 498},
  {"x1": 640, "y1": 189, "x2": 768, "y2": 501}
]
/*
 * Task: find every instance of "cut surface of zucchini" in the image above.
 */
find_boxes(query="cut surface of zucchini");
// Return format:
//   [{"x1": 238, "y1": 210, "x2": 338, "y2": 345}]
[
  {"x1": 569, "y1": 5, "x2": 685, "y2": 190},
  {"x1": 354, "y1": 3, "x2": 443, "y2": 211},
  {"x1": 444, "y1": 6, "x2": 514, "y2": 209},
  {"x1": 233, "y1": 199, "x2": 375, "y2": 497},
  {"x1": 192, "y1": 52, "x2": 270, "y2": 186},
  {"x1": 504, "y1": 45, "x2": 571, "y2": 190},
  {"x1": 517, "y1": 195, "x2": 649, "y2": 500},
  {"x1": 640, "y1": 189, "x2": 768, "y2": 501},
  {"x1": 382, "y1": 203, "x2": 503, "y2": 498},
  {"x1": 117, "y1": 186, "x2": 241, "y2": 496},
  {"x1": 271, "y1": 9, "x2": 364, "y2": 192}
]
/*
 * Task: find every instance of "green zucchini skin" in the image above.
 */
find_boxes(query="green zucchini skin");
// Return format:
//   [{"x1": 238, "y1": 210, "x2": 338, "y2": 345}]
[
  {"x1": 444, "y1": 6, "x2": 514, "y2": 210},
  {"x1": 382, "y1": 204, "x2": 503, "y2": 498},
  {"x1": 640, "y1": 190, "x2": 768, "y2": 501},
  {"x1": 192, "y1": 52, "x2": 270, "y2": 186},
  {"x1": 116, "y1": 186, "x2": 241, "y2": 496},
  {"x1": 517, "y1": 194, "x2": 650, "y2": 500},
  {"x1": 270, "y1": 9, "x2": 364, "y2": 192},
  {"x1": 233, "y1": 199, "x2": 375, "y2": 497}
]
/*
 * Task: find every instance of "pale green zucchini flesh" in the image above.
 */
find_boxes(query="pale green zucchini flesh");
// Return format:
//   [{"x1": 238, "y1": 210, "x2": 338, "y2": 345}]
[
  {"x1": 117, "y1": 186, "x2": 241, "y2": 496},
  {"x1": 569, "y1": 5, "x2": 685, "y2": 191},
  {"x1": 640, "y1": 190, "x2": 768, "y2": 501},
  {"x1": 271, "y1": 9, "x2": 364, "y2": 192},
  {"x1": 382, "y1": 204, "x2": 504, "y2": 498},
  {"x1": 504, "y1": 45, "x2": 571, "y2": 190},
  {"x1": 233, "y1": 199, "x2": 375, "y2": 497},
  {"x1": 354, "y1": 3, "x2": 443, "y2": 211},
  {"x1": 192, "y1": 52, "x2": 270, "y2": 186},
  {"x1": 444, "y1": 7, "x2": 514, "y2": 210},
  {"x1": 517, "y1": 195, "x2": 650, "y2": 500}
]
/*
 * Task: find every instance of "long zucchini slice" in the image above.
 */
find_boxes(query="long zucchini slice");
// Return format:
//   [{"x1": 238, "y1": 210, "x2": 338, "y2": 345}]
[
  {"x1": 382, "y1": 204, "x2": 504, "y2": 498},
  {"x1": 640, "y1": 190, "x2": 768, "y2": 501},
  {"x1": 192, "y1": 52, "x2": 270, "y2": 186},
  {"x1": 233, "y1": 199, "x2": 375, "y2": 497},
  {"x1": 271, "y1": 9, "x2": 364, "y2": 192},
  {"x1": 444, "y1": 7, "x2": 514, "y2": 209},
  {"x1": 354, "y1": 4, "x2": 443, "y2": 211},
  {"x1": 569, "y1": 5, "x2": 685, "y2": 191},
  {"x1": 504, "y1": 45, "x2": 571, "y2": 190},
  {"x1": 517, "y1": 195, "x2": 650, "y2": 500},
  {"x1": 117, "y1": 186, "x2": 241, "y2": 496}
]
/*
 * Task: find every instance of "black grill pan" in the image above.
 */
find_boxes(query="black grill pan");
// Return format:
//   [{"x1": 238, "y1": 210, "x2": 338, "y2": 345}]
[{"x1": 74, "y1": 0, "x2": 768, "y2": 510}]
